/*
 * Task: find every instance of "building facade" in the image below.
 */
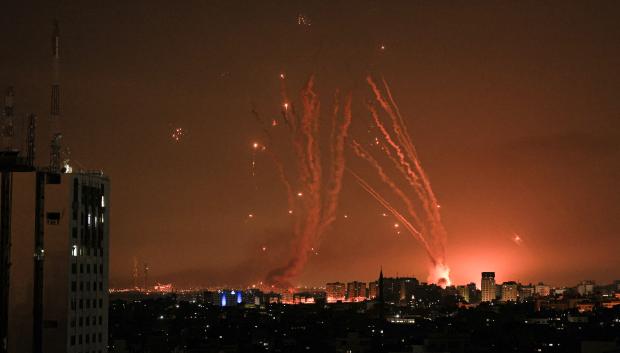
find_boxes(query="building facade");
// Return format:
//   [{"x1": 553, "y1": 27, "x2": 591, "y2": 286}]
[
  {"x1": 346, "y1": 281, "x2": 367, "y2": 302},
  {"x1": 457, "y1": 285, "x2": 470, "y2": 302},
  {"x1": 481, "y1": 272, "x2": 496, "y2": 302},
  {"x1": 501, "y1": 282, "x2": 518, "y2": 302},
  {"x1": 368, "y1": 281, "x2": 378, "y2": 299},
  {"x1": 576, "y1": 280, "x2": 595, "y2": 296},
  {"x1": 8, "y1": 171, "x2": 110, "y2": 353},
  {"x1": 326, "y1": 282, "x2": 346, "y2": 303},
  {"x1": 535, "y1": 283, "x2": 551, "y2": 297}
]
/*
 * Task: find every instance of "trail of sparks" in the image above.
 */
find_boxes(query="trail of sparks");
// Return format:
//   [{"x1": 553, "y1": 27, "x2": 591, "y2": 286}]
[{"x1": 251, "y1": 108, "x2": 296, "y2": 212}]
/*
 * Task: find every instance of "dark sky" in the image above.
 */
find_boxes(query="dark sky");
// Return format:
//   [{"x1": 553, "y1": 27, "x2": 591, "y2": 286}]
[{"x1": 2, "y1": 1, "x2": 619, "y2": 288}]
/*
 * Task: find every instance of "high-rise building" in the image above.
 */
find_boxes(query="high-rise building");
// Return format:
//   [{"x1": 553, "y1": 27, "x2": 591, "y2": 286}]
[
  {"x1": 9, "y1": 171, "x2": 110, "y2": 353},
  {"x1": 501, "y1": 282, "x2": 518, "y2": 302},
  {"x1": 382, "y1": 277, "x2": 400, "y2": 303},
  {"x1": 346, "y1": 281, "x2": 367, "y2": 302},
  {"x1": 368, "y1": 281, "x2": 378, "y2": 299},
  {"x1": 325, "y1": 282, "x2": 346, "y2": 303},
  {"x1": 398, "y1": 277, "x2": 419, "y2": 303},
  {"x1": 481, "y1": 272, "x2": 496, "y2": 302}
]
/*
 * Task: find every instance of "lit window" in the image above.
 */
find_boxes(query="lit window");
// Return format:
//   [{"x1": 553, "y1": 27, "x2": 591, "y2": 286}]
[
  {"x1": 101, "y1": 196, "x2": 105, "y2": 207},
  {"x1": 72, "y1": 245, "x2": 78, "y2": 257}
]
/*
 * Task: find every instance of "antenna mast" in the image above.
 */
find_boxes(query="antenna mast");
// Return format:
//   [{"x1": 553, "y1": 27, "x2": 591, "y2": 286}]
[{"x1": 49, "y1": 20, "x2": 62, "y2": 173}]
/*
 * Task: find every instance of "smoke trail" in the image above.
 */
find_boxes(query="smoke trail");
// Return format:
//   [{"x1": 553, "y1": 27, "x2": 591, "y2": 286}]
[
  {"x1": 350, "y1": 140, "x2": 427, "y2": 237},
  {"x1": 347, "y1": 169, "x2": 436, "y2": 262},
  {"x1": 264, "y1": 76, "x2": 352, "y2": 289},
  {"x1": 317, "y1": 93, "x2": 352, "y2": 239},
  {"x1": 369, "y1": 77, "x2": 448, "y2": 254},
  {"x1": 351, "y1": 75, "x2": 450, "y2": 286}
]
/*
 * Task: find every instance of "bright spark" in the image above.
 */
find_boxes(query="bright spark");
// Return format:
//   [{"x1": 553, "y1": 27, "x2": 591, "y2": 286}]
[
  {"x1": 171, "y1": 127, "x2": 185, "y2": 142},
  {"x1": 297, "y1": 14, "x2": 311, "y2": 26},
  {"x1": 512, "y1": 233, "x2": 524, "y2": 246}
]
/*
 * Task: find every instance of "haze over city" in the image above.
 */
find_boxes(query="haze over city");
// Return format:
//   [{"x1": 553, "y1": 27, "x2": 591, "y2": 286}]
[{"x1": 2, "y1": 1, "x2": 619, "y2": 290}]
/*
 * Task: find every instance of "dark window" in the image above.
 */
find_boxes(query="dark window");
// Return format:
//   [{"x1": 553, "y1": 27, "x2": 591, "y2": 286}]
[
  {"x1": 71, "y1": 300, "x2": 76, "y2": 310},
  {"x1": 86, "y1": 316, "x2": 89, "y2": 326},
  {"x1": 80, "y1": 282, "x2": 83, "y2": 291},
  {"x1": 46, "y1": 173, "x2": 61, "y2": 184},
  {"x1": 99, "y1": 299, "x2": 103, "y2": 308},
  {"x1": 78, "y1": 334, "x2": 82, "y2": 344},
  {"x1": 98, "y1": 333, "x2": 102, "y2": 342},
  {"x1": 86, "y1": 299, "x2": 90, "y2": 309},
  {"x1": 71, "y1": 281, "x2": 76, "y2": 291},
  {"x1": 99, "y1": 265, "x2": 103, "y2": 274},
  {"x1": 99, "y1": 316, "x2": 102, "y2": 325},
  {"x1": 99, "y1": 281, "x2": 103, "y2": 290},
  {"x1": 80, "y1": 264, "x2": 83, "y2": 273},
  {"x1": 72, "y1": 227, "x2": 77, "y2": 238},
  {"x1": 70, "y1": 335, "x2": 75, "y2": 345},
  {"x1": 79, "y1": 317, "x2": 83, "y2": 326},
  {"x1": 79, "y1": 299, "x2": 83, "y2": 309},
  {"x1": 85, "y1": 334, "x2": 90, "y2": 344},
  {"x1": 46, "y1": 212, "x2": 61, "y2": 225},
  {"x1": 71, "y1": 264, "x2": 76, "y2": 274},
  {"x1": 71, "y1": 319, "x2": 75, "y2": 327}
]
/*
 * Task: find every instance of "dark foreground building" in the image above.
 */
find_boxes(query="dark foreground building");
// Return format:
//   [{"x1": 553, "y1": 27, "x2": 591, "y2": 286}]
[{"x1": 7, "y1": 171, "x2": 110, "y2": 353}]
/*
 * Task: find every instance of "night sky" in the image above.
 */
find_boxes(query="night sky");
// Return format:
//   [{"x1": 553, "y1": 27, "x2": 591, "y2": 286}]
[{"x1": 1, "y1": 1, "x2": 619, "y2": 288}]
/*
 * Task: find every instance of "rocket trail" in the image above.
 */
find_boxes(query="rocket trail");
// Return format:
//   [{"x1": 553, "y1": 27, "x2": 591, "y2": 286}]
[
  {"x1": 350, "y1": 140, "x2": 427, "y2": 237},
  {"x1": 369, "y1": 77, "x2": 447, "y2": 253},
  {"x1": 348, "y1": 169, "x2": 438, "y2": 262},
  {"x1": 351, "y1": 75, "x2": 451, "y2": 287},
  {"x1": 255, "y1": 75, "x2": 352, "y2": 289},
  {"x1": 317, "y1": 92, "x2": 352, "y2": 240}
]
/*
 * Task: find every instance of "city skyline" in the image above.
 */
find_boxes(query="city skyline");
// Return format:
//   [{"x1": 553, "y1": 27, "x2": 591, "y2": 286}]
[{"x1": 2, "y1": 1, "x2": 620, "y2": 289}]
